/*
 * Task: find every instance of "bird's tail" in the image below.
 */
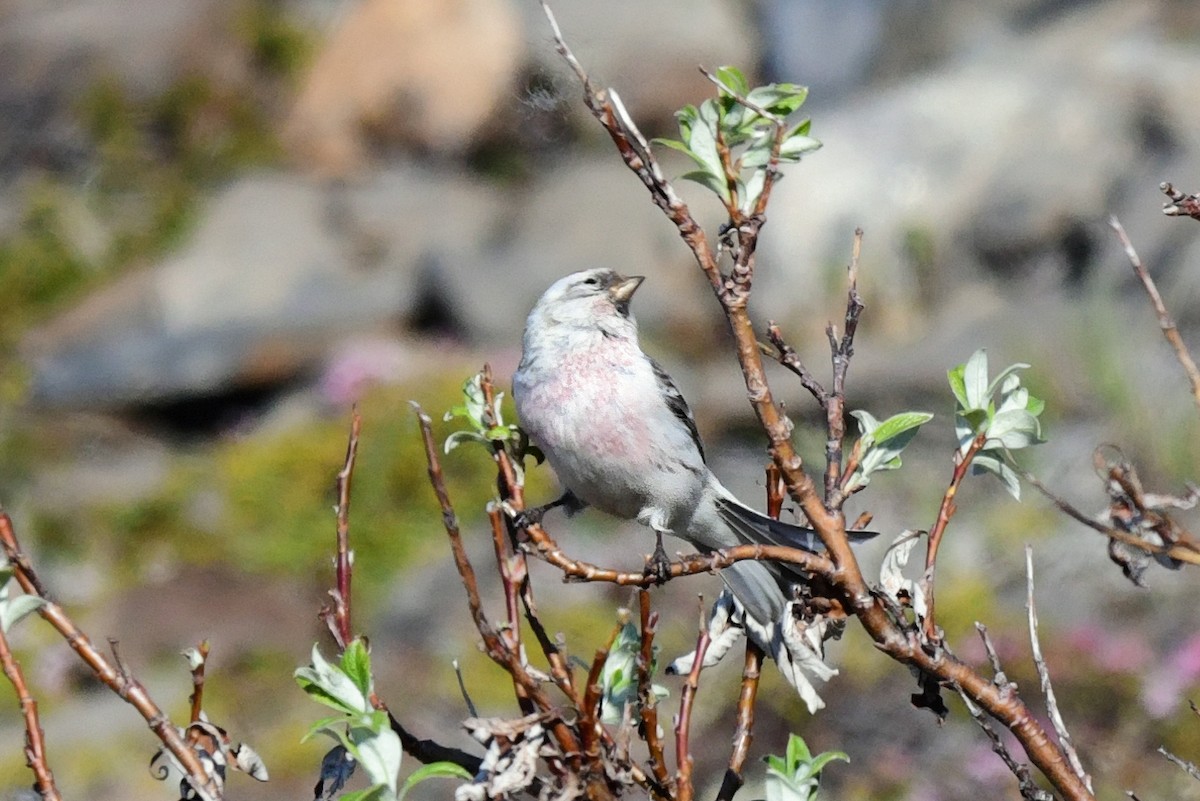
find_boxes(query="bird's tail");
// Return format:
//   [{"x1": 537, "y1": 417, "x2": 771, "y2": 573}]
[
  {"x1": 707, "y1": 485, "x2": 879, "y2": 710},
  {"x1": 709, "y1": 484, "x2": 878, "y2": 625}
]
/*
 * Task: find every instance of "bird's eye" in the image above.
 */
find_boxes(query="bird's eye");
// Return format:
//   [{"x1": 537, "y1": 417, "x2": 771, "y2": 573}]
[{"x1": 582, "y1": 276, "x2": 599, "y2": 287}]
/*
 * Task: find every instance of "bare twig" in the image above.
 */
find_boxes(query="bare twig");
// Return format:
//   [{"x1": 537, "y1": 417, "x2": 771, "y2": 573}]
[
  {"x1": 922, "y1": 432, "x2": 988, "y2": 640},
  {"x1": 516, "y1": 517, "x2": 835, "y2": 584},
  {"x1": 1110, "y1": 215, "x2": 1200, "y2": 412},
  {"x1": 957, "y1": 687, "x2": 1053, "y2": 801},
  {"x1": 187, "y1": 640, "x2": 210, "y2": 724},
  {"x1": 675, "y1": 616, "x2": 711, "y2": 801},
  {"x1": 636, "y1": 590, "x2": 672, "y2": 798},
  {"x1": 1013, "y1": 457, "x2": 1200, "y2": 567},
  {"x1": 412, "y1": 404, "x2": 590, "y2": 778},
  {"x1": 0, "y1": 511, "x2": 219, "y2": 801},
  {"x1": 0, "y1": 618, "x2": 60, "y2": 801},
  {"x1": 716, "y1": 641, "x2": 764, "y2": 801},
  {"x1": 1026, "y1": 547, "x2": 1092, "y2": 793},
  {"x1": 1159, "y1": 746, "x2": 1200, "y2": 781},
  {"x1": 321, "y1": 409, "x2": 362, "y2": 650}
]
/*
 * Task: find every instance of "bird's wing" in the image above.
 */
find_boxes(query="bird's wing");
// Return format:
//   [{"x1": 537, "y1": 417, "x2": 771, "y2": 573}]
[{"x1": 647, "y1": 356, "x2": 705, "y2": 462}]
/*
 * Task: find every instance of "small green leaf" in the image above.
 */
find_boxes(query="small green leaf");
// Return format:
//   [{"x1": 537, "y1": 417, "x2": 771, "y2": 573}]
[
  {"x1": 338, "y1": 784, "x2": 392, "y2": 801},
  {"x1": 947, "y1": 364, "x2": 969, "y2": 410},
  {"x1": 679, "y1": 169, "x2": 730, "y2": 199},
  {"x1": 715, "y1": 65, "x2": 750, "y2": 97},
  {"x1": 295, "y1": 645, "x2": 369, "y2": 714},
  {"x1": 870, "y1": 411, "x2": 934, "y2": 445},
  {"x1": 399, "y1": 762, "x2": 474, "y2": 801},
  {"x1": 962, "y1": 349, "x2": 990, "y2": 410},
  {"x1": 973, "y1": 453, "x2": 1022, "y2": 499},
  {"x1": 0, "y1": 593, "x2": 45, "y2": 633},
  {"x1": 341, "y1": 639, "x2": 373, "y2": 698}
]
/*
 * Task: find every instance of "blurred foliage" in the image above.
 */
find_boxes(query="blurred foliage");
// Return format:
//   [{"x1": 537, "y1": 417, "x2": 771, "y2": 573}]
[
  {"x1": 0, "y1": 0, "x2": 310, "y2": 388},
  {"x1": 23, "y1": 379, "x2": 540, "y2": 612}
]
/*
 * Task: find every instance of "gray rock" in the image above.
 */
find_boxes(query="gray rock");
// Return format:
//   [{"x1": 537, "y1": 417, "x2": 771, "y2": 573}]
[{"x1": 756, "y1": 0, "x2": 1200, "y2": 330}]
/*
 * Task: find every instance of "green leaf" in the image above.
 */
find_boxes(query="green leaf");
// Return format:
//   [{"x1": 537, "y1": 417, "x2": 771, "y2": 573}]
[
  {"x1": 962, "y1": 349, "x2": 990, "y2": 411},
  {"x1": 947, "y1": 364, "x2": 969, "y2": 410},
  {"x1": 780, "y1": 134, "x2": 822, "y2": 159},
  {"x1": 870, "y1": 411, "x2": 934, "y2": 445},
  {"x1": 350, "y1": 717, "x2": 403, "y2": 794},
  {"x1": 745, "y1": 84, "x2": 809, "y2": 116},
  {"x1": 399, "y1": 762, "x2": 474, "y2": 801},
  {"x1": 341, "y1": 639, "x2": 373, "y2": 698},
  {"x1": 295, "y1": 645, "x2": 369, "y2": 714},
  {"x1": 679, "y1": 169, "x2": 730, "y2": 199},
  {"x1": 338, "y1": 784, "x2": 392, "y2": 801},
  {"x1": 0, "y1": 593, "x2": 45, "y2": 633},
  {"x1": 973, "y1": 453, "x2": 1021, "y2": 499},
  {"x1": 715, "y1": 65, "x2": 750, "y2": 97},
  {"x1": 987, "y1": 362, "x2": 1031, "y2": 399}
]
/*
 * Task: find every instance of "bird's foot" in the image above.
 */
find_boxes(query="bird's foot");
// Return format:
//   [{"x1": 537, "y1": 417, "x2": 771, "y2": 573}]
[
  {"x1": 511, "y1": 491, "x2": 584, "y2": 529},
  {"x1": 643, "y1": 533, "x2": 673, "y2": 585}
]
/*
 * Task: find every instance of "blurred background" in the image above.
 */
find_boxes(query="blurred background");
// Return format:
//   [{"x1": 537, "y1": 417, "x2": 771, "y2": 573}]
[{"x1": 2, "y1": 0, "x2": 1200, "y2": 798}]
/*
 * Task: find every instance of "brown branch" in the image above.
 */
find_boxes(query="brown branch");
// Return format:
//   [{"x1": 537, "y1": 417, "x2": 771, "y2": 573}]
[
  {"x1": 716, "y1": 641, "x2": 764, "y2": 801},
  {"x1": 580, "y1": 621, "x2": 624, "y2": 765},
  {"x1": 636, "y1": 590, "x2": 672, "y2": 798},
  {"x1": 0, "y1": 511, "x2": 219, "y2": 801},
  {"x1": 675, "y1": 618, "x2": 711, "y2": 801},
  {"x1": 547, "y1": 11, "x2": 1095, "y2": 799},
  {"x1": 327, "y1": 408, "x2": 361, "y2": 650},
  {"x1": 0, "y1": 617, "x2": 60, "y2": 801},
  {"x1": 411, "y1": 404, "x2": 589, "y2": 775},
  {"x1": 1013, "y1": 459, "x2": 1200, "y2": 567},
  {"x1": 921, "y1": 432, "x2": 988, "y2": 640},
  {"x1": 518, "y1": 518, "x2": 834, "y2": 584},
  {"x1": 187, "y1": 640, "x2": 210, "y2": 724},
  {"x1": 823, "y1": 229, "x2": 865, "y2": 506},
  {"x1": 1110, "y1": 215, "x2": 1200, "y2": 412}
]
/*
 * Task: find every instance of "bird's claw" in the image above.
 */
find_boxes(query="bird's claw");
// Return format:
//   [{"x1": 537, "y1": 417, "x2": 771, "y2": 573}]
[{"x1": 644, "y1": 538, "x2": 673, "y2": 585}]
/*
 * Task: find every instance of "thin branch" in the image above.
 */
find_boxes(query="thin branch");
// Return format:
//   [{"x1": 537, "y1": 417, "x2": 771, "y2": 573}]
[
  {"x1": 1013, "y1": 459, "x2": 1200, "y2": 567},
  {"x1": 516, "y1": 516, "x2": 835, "y2": 584},
  {"x1": 921, "y1": 432, "x2": 988, "y2": 640},
  {"x1": 0, "y1": 511, "x2": 219, "y2": 801},
  {"x1": 637, "y1": 590, "x2": 672, "y2": 798},
  {"x1": 0, "y1": 618, "x2": 60, "y2": 801},
  {"x1": 764, "y1": 324, "x2": 826, "y2": 405},
  {"x1": 187, "y1": 640, "x2": 210, "y2": 724},
  {"x1": 1026, "y1": 546, "x2": 1092, "y2": 793},
  {"x1": 1159, "y1": 746, "x2": 1200, "y2": 781},
  {"x1": 1110, "y1": 215, "x2": 1200, "y2": 412},
  {"x1": 956, "y1": 686, "x2": 1053, "y2": 801},
  {"x1": 328, "y1": 408, "x2": 362, "y2": 650},
  {"x1": 675, "y1": 616, "x2": 711, "y2": 801},
  {"x1": 411, "y1": 404, "x2": 586, "y2": 771},
  {"x1": 716, "y1": 641, "x2": 764, "y2": 801}
]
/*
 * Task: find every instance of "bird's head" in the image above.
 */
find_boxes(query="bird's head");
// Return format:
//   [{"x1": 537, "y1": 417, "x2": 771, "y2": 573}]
[{"x1": 528, "y1": 269, "x2": 646, "y2": 335}]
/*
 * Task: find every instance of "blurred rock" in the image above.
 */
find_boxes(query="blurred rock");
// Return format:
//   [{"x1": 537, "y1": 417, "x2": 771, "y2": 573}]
[
  {"x1": 756, "y1": 0, "x2": 1200, "y2": 333},
  {"x1": 24, "y1": 169, "x2": 503, "y2": 408},
  {"x1": 283, "y1": 0, "x2": 522, "y2": 174}
]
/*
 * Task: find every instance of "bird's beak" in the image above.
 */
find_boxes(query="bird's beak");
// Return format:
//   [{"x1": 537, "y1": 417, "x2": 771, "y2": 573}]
[{"x1": 609, "y1": 274, "x2": 645, "y2": 304}]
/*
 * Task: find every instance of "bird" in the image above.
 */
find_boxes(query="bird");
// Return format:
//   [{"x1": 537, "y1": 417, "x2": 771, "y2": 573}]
[{"x1": 511, "y1": 268, "x2": 854, "y2": 632}]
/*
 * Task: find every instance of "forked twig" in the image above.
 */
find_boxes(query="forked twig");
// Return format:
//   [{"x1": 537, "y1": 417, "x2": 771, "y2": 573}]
[{"x1": 0, "y1": 512, "x2": 219, "y2": 801}]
